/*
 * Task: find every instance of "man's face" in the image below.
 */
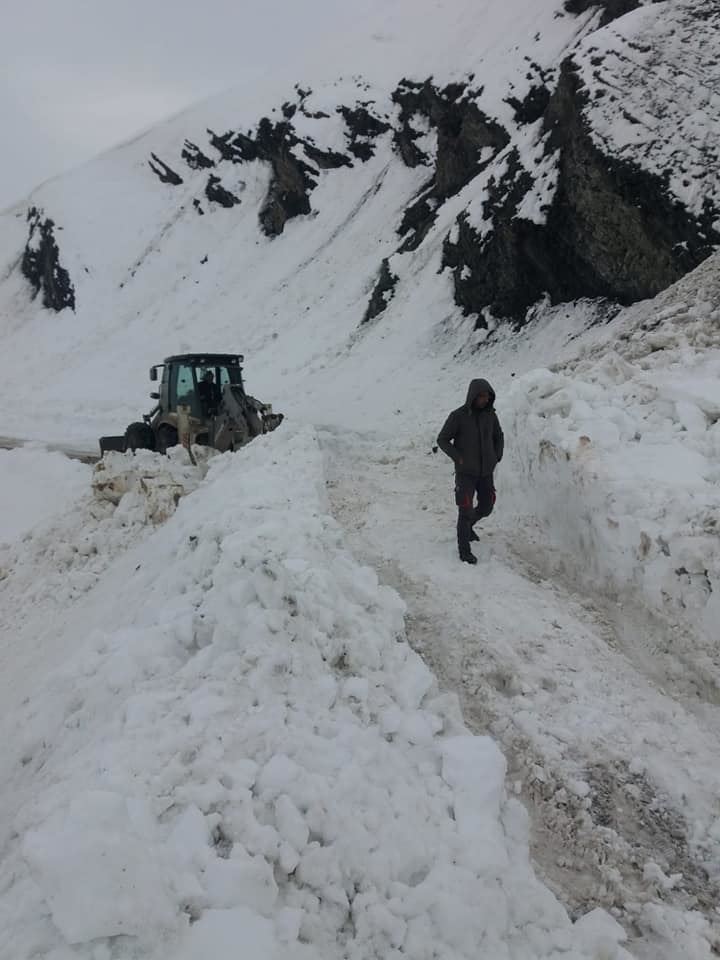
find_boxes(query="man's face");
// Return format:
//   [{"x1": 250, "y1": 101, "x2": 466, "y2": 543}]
[{"x1": 474, "y1": 391, "x2": 490, "y2": 409}]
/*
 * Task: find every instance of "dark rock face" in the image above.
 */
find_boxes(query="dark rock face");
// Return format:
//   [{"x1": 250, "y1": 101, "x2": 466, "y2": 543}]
[
  {"x1": 303, "y1": 143, "x2": 353, "y2": 170},
  {"x1": 338, "y1": 105, "x2": 392, "y2": 161},
  {"x1": 204, "y1": 104, "x2": 383, "y2": 235},
  {"x1": 182, "y1": 140, "x2": 215, "y2": 170},
  {"x1": 205, "y1": 175, "x2": 241, "y2": 208},
  {"x1": 363, "y1": 258, "x2": 398, "y2": 323},
  {"x1": 207, "y1": 129, "x2": 248, "y2": 164},
  {"x1": 393, "y1": 80, "x2": 508, "y2": 198},
  {"x1": 392, "y1": 80, "x2": 510, "y2": 252},
  {"x1": 393, "y1": 122, "x2": 430, "y2": 169},
  {"x1": 506, "y1": 85, "x2": 552, "y2": 126},
  {"x1": 443, "y1": 61, "x2": 719, "y2": 324},
  {"x1": 564, "y1": 0, "x2": 641, "y2": 27},
  {"x1": 208, "y1": 120, "x2": 318, "y2": 234},
  {"x1": 148, "y1": 153, "x2": 184, "y2": 185},
  {"x1": 21, "y1": 207, "x2": 76, "y2": 312},
  {"x1": 254, "y1": 120, "x2": 318, "y2": 236},
  {"x1": 147, "y1": 94, "x2": 386, "y2": 240}
]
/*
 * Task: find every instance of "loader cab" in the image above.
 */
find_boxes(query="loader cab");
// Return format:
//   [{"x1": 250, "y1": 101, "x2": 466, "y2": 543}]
[{"x1": 151, "y1": 353, "x2": 245, "y2": 419}]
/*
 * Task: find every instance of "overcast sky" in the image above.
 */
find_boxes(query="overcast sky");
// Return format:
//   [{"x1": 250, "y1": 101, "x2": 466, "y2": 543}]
[{"x1": 1, "y1": 0, "x2": 420, "y2": 211}]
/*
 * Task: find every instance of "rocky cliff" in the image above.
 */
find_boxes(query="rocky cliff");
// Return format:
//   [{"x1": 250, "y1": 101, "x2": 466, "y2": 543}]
[{"x1": 10, "y1": 0, "x2": 720, "y2": 330}]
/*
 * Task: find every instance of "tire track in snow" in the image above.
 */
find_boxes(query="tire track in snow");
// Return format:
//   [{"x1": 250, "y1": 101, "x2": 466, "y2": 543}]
[{"x1": 320, "y1": 427, "x2": 720, "y2": 959}]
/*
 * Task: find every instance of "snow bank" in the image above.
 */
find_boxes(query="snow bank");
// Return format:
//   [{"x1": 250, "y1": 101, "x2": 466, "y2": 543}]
[
  {"x1": 503, "y1": 264, "x2": 720, "y2": 676},
  {"x1": 0, "y1": 444, "x2": 211, "y2": 631},
  {"x1": 0, "y1": 426, "x2": 627, "y2": 960},
  {"x1": 0, "y1": 445, "x2": 89, "y2": 543}
]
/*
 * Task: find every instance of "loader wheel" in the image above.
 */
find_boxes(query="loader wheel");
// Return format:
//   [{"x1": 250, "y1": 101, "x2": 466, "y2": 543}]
[
  {"x1": 125, "y1": 422, "x2": 155, "y2": 452},
  {"x1": 156, "y1": 425, "x2": 178, "y2": 455}
]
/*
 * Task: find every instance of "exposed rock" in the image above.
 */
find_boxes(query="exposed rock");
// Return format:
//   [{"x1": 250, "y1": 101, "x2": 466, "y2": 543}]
[
  {"x1": 21, "y1": 207, "x2": 76, "y2": 312},
  {"x1": 205, "y1": 175, "x2": 241, "y2": 208},
  {"x1": 193, "y1": 199, "x2": 205, "y2": 216},
  {"x1": 148, "y1": 153, "x2": 184, "y2": 185},
  {"x1": 207, "y1": 129, "x2": 250, "y2": 164},
  {"x1": 294, "y1": 86, "x2": 330, "y2": 119},
  {"x1": 392, "y1": 79, "x2": 510, "y2": 251},
  {"x1": 506, "y1": 85, "x2": 552, "y2": 125},
  {"x1": 207, "y1": 120, "x2": 318, "y2": 234},
  {"x1": 302, "y1": 143, "x2": 352, "y2": 170},
  {"x1": 393, "y1": 122, "x2": 430, "y2": 169},
  {"x1": 253, "y1": 119, "x2": 318, "y2": 236},
  {"x1": 363, "y1": 258, "x2": 398, "y2": 323},
  {"x1": 564, "y1": 0, "x2": 641, "y2": 27},
  {"x1": 443, "y1": 60, "x2": 719, "y2": 325},
  {"x1": 182, "y1": 140, "x2": 215, "y2": 170},
  {"x1": 393, "y1": 80, "x2": 508, "y2": 196},
  {"x1": 397, "y1": 187, "x2": 437, "y2": 254},
  {"x1": 338, "y1": 105, "x2": 391, "y2": 161}
]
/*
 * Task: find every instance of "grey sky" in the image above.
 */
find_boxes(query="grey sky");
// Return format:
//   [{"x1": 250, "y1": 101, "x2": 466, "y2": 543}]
[{"x1": 0, "y1": 0, "x2": 406, "y2": 210}]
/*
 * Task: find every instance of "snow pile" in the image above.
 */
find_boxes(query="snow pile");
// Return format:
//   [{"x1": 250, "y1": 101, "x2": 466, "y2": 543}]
[
  {"x1": 0, "y1": 445, "x2": 89, "y2": 544},
  {"x1": 0, "y1": 445, "x2": 210, "y2": 616},
  {"x1": 0, "y1": 426, "x2": 628, "y2": 960},
  {"x1": 503, "y1": 255, "x2": 720, "y2": 670},
  {"x1": 92, "y1": 445, "x2": 215, "y2": 522}
]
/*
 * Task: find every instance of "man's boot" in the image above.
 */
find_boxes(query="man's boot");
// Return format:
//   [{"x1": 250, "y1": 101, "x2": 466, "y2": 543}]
[
  {"x1": 460, "y1": 550, "x2": 478, "y2": 565},
  {"x1": 469, "y1": 528, "x2": 480, "y2": 542}
]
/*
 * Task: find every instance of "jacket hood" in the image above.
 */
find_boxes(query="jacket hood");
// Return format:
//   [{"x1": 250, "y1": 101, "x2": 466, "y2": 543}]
[{"x1": 465, "y1": 378, "x2": 496, "y2": 409}]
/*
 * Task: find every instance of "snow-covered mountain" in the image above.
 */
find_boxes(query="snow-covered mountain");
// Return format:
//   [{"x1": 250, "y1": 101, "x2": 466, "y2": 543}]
[{"x1": 1, "y1": 1, "x2": 719, "y2": 959}]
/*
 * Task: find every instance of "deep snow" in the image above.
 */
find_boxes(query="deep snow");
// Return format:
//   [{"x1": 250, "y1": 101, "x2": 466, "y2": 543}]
[
  {"x1": 0, "y1": 0, "x2": 719, "y2": 957},
  {"x1": 0, "y1": 446, "x2": 89, "y2": 543},
  {"x1": 0, "y1": 429, "x2": 632, "y2": 960}
]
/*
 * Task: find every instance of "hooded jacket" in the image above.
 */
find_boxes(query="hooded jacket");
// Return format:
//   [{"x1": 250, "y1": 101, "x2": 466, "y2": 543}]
[{"x1": 437, "y1": 378, "x2": 504, "y2": 477}]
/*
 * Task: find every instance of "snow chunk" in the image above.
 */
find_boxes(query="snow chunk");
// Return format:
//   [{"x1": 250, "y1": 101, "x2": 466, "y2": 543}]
[
  {"x1": 23, "y1": 790, "x2": 176, "y2": 944},
  {"x1": 442, "y1": 736, "x2": 508, "y2": 874},
  {"x1": 175, "y1": 907, "x2": 309, "y2": 960},
  {"x1": 573, "y1": 908, "x2": 628, "y2": 960}
]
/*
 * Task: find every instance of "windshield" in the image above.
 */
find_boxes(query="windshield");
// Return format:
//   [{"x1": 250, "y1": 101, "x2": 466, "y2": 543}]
[{"x1": 168, "y1": 362, "x2": 242, "y2": 416}]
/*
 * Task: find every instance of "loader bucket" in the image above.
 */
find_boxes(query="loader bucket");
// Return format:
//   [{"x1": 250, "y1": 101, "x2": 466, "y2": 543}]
[{"x1": 99, "y1": 435, "x2": 127, "y2": 456}]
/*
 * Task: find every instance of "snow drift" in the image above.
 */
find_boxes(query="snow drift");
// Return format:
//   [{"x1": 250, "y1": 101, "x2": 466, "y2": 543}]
[
  {"x1": 503, "y1": 254, "x2": 720, "y2": 692},
  {"x1": 0, "y1": 428, "x2": 630, "y2": 959}
]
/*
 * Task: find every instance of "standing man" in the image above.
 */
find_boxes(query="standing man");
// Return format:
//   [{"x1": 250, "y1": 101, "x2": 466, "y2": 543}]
[{"x1": 437, "y1": 378, "x2": 504, "y2": 564}]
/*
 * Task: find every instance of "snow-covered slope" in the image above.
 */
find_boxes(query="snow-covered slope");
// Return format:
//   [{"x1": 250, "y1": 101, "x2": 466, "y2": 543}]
[
  {"x1": 0, "y1": 1, "x2": 718, "y2": 444},
  {"x1": 1, "y1": 1, "x2": 720, "y2": 958}
]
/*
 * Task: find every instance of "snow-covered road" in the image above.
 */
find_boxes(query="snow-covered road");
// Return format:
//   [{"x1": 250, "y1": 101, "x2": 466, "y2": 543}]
[
  {"x1": 1, "y1": 431, "x2": 642, "y2": 960},
  {"x1": 321, "y1": 427, "x2": 720, "y2": 959}
]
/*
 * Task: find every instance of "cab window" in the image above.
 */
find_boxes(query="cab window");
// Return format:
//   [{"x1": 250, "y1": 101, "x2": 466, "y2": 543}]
[{"x1": 169, "y1": 363, "x2": 201, "y2": 416}]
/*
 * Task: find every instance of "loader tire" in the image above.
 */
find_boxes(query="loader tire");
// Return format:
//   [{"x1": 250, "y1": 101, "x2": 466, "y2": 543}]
[
  {"x1": 125, "y1": 422, "x2": 155, "y2": 452},
  {"x1": 156, "y1": 424, "x2": 179, "y2": 455}
]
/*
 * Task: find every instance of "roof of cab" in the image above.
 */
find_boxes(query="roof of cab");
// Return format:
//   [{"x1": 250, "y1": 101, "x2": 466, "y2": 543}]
[{"x1": 161, "y1": 353, "x2": 244, "y2": 365}]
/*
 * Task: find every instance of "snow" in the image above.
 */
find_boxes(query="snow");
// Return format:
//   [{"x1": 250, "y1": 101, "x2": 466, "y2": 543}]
[
  {"x1": 575, "y1": 0, "x2": 720, "y2": 216},
  {"x1": 0, "y1": 445, "x2": 89, "y2": 543},
  {"x1": 503, "y1": 259, "x2": 720, "y2": 658},
  {"x1": 0, "y1": 1, "x2": 719, "y2": 957},
  {"x1": 23, "y1": 790, "x2": 178, "y2": 944},
  {"x1": 0, "y1": 428, "x2": 632, "y2": 960}
]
